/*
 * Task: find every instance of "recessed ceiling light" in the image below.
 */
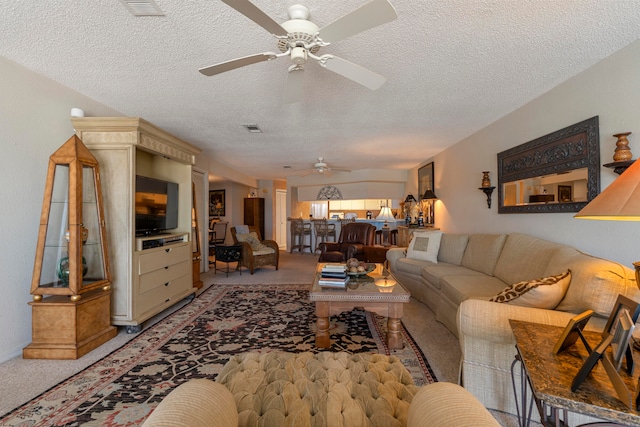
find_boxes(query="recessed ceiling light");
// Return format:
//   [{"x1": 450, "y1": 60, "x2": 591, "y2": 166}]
[
  {"x1": 243, "y1": 124, "x2": 263, "y2": 133},
  {"x1": 119, "y1": 0, "x2": 165, "y2": 16}
]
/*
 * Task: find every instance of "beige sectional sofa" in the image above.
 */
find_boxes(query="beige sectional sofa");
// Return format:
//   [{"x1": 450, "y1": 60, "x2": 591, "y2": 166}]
[{"x1": 387, "y1": 232, "x2": 640, "y2": 421}]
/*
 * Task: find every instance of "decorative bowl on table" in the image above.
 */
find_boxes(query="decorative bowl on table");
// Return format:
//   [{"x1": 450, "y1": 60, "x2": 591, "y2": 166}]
[{"x1": 346, "y1": 263, "x2": 376, "y2": 277}]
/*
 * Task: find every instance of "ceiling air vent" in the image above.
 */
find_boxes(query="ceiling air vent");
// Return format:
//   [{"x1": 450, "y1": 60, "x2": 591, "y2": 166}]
[
  {"x1": 243, "y1": 124, "x2": 263, "y2": 133},
  {"x1": 119, "y1": 0, "x2": 165, "y2": 16}
]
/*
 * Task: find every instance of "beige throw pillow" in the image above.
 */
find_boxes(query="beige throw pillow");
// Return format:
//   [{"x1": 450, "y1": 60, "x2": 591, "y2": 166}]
[
  {"x1": 406, "y1": 230, "x2": 443, "y2": 263},
  {"x1": 236, "y1": 232, "x2": 267, "y2": 251},
  {"x1": 490, "y1": 270, "x2": 571, "y2": 309}
]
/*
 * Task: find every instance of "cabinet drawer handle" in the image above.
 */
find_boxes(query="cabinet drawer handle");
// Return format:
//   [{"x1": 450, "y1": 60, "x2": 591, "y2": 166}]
[
  {"x1": 164, "y1": 265, "x2": 170, "y2": 269},
  {"x1": 165, "y1": 248, "x2": 172, "y2": 253},
  {"x1": 164, "y1": 282, "x2": 170, "y2": 287},
  {"x1": 165, "y1": 298, "x2": 171, "y2": 303}
]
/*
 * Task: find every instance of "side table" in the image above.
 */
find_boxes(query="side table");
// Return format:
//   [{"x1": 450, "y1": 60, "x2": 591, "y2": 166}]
[
  {"x1": 214, "y1": 244, "x2": 242, "y2": 277},
  {"x1": 509, "y1": 319, "x2": 640, "y2": 427}
]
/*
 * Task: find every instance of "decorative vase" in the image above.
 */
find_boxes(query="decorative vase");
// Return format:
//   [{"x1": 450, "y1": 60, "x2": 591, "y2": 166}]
[
  {"x1": 481, "y1": 171, "x2": 491, "y2": 188},
  {"x1": 613, "y1": 132, "x2": 632, "y2": 162}
]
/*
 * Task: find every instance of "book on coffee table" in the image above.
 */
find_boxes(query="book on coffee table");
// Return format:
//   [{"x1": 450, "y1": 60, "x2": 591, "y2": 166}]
[{"x1": 318, "y1": 276, "x2": 350, "y2": 288}]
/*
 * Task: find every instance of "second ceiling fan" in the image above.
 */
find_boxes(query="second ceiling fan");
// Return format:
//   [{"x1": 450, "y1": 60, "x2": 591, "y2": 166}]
[{"x1": 199, "y1": 0, "x2": 397, "y2": 103}]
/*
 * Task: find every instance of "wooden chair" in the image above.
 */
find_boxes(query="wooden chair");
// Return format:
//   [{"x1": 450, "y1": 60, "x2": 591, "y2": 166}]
[
  {"x1": 230, "y1": 226, "x2": 279, "y2": 274},
  {"x1": 288, "y1": 217, "x2": 313, "y2": 254},
  {"x1": 209, "y1": 221, "x2": 228, "y2": 266},
  {"x1": 312, "y1": 218, "x2": 336, "y2": 253}
]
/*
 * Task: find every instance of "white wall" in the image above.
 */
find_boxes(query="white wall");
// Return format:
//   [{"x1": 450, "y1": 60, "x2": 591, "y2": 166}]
[
  {"x1": 0, "y1": 57, "x2": 123, "y2": 362},
  {"x1": 419, "y1": 39, "x2": 640, "y2": 269}
]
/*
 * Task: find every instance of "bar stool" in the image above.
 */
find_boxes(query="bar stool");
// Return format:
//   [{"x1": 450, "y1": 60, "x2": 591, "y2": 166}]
[
  {"x1": 312, "y1": 218, "x2": 336, "y2": 252},
  {"x1": 288, "y1": 217, "x2": 313, "y2": 254}
]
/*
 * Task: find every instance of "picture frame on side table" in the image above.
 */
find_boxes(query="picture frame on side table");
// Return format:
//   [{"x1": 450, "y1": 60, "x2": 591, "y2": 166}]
[
  {"x1": 603, "y1": 294, "x2": 640, "y2": 338},
  {"x1": 610, "y1": 308, "x2": 635, "y2": 372},
  {"x1": 209, "y1": 189, "x2": 225, "y2": 217},
  {"x1": 553, "y1": 310, "x2": 594, "y2": 354}
]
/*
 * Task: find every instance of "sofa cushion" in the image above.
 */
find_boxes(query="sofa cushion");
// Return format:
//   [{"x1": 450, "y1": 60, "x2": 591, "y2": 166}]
[
  {"x1": 493, "y1": 233, "x2": 566, "y2": 285},
  {"x1": 407, "y1": 230, "x2": 443, "y2": 262},
  {"x1": 461, "y1": 234, "x2": 507, "y2": 276},
  {"x1": 552, "y1": 248, "x2": 639, "y2": 317},
  {"x1": 422, "y1": 264, "x2": 485, "y2": 291},
  {"x1": 440, "y1": 275, "x2": 508, "y2": 306},
  {"x1": 489, "y1": 270, "x2": 571, "y2": 309},
  {"x1": 438, "y1": 234, "x2": 469, "y2": 265},
  {"x1": 396, "y1": 257, "x2": 434, "y2": 276}
]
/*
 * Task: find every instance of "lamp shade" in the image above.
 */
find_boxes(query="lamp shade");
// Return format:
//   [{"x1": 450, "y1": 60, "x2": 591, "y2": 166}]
[
  {"x1": 376, "y1": 206, "x2": 395, "y2": 221},
  {"x1": 575, "y1": 159, "x2": 640, "y2": 220},
  {"x1": 405, "y1": 194, "x2": 417, "y2": 203},
  {"x1": 422, "y1": 189, "x2": 438, "y2": 200}
]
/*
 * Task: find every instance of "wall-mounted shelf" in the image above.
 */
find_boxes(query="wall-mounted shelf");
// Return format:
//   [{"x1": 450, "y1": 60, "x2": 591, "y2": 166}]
[
  {"x1": 479, "y1": 187, "x2": 495, "y2": 209},
  {"x1": 603, "y1": 160, "x2": 635, "y2": 175}
]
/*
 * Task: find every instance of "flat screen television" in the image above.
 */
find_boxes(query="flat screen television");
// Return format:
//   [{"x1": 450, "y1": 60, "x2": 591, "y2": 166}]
[{"x1": 135, "y1": 175, "x2": 179, "y2": 236}]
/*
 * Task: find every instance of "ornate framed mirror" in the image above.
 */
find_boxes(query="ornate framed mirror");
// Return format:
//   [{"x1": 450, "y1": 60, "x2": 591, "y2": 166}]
[{"x1": 497, "y1": 116, "x2": 600, "y2": 213}]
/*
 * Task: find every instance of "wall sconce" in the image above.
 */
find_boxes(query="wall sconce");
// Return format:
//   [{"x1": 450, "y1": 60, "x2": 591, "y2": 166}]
[
  {"x1": 478, "y1": 171, "x2": 495, "y2": 209},
  {"x1": 421, "y1": 189, "x2": 438, "y2": 225}
]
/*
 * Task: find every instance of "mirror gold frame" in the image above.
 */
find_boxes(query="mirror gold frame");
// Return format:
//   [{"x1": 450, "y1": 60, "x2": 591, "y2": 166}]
[{"x1": 497, "y1": 116, "x2": 600, "y2": 213}]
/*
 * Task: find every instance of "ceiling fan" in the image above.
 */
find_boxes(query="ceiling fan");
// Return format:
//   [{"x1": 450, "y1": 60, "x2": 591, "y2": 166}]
[
  {"x1": 199, "y1": 0, "x2": 398, "y2": 103},
  {"x1": 292, "y1": 157, "x2": 351, "y2": 176}
]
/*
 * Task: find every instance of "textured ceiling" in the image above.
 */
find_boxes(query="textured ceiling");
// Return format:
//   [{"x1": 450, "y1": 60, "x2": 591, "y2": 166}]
[{"x1": 2, "y1": 0, "x2": 640, "y2": 181}]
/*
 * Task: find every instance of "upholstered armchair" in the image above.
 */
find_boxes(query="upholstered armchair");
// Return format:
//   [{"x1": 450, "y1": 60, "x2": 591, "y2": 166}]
[
  {"x1": 230, "y1": 225, "x2": 279, "y2": 274},
  {"x1": 318, "y1": 222, "x2": 376, "y2": 262}
]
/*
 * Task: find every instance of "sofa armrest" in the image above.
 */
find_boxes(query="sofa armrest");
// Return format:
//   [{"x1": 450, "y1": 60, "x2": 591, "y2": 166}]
[
  {"x1": 457, "y1": 299, "x2": 598, "y2": 346},
  {"x1": 347, "y1": 243, "x2": 365, "y2": 259},
  {"x1": 408, "y1": 382, "x2": 500, "y2": 427},
  {"x1": 142, "y1": 379, "x2": 238, "y2": 427},
  {"x1": 386, "y1": 248, "x2": 406, "y2": 270},
  {"x1": 319, "y1": 241, "x2": 340, "y2": 253}
]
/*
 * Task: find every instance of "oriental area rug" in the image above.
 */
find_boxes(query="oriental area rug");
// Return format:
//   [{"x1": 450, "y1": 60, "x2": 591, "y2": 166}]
[{"x1": 1, "y1": 284, "x2": 436, "y2": 427}]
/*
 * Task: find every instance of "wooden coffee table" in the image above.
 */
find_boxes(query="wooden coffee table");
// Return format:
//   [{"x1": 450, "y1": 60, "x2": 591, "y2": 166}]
[{"x1": 309, "y1": 263, "x2": 410, "y2": 350}]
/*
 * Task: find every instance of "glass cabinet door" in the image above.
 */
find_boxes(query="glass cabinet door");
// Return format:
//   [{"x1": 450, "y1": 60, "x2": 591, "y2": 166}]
[{"x1": 31, "y1": 135, "x2": 111, "y2": 299}]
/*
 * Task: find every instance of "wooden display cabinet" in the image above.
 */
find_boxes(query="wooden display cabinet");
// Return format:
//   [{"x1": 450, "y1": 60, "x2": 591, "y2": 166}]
[
  {"x1": 71, "y1": 117, "x2": 200, "y2": 331},
  {"x1": 23, "y1": 135, "x2": 116, "y2": 359},
  {"x1": 244, "y1": 197, "x2": 265, "y2": 238}
]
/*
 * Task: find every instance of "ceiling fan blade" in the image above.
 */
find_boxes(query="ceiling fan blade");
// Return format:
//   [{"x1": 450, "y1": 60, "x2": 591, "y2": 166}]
[
  {"x1": 329, "y1": 167, "x2": 352, "y2": 173},
  {"x1": 284, "y1": 66, "x2": 304, "y2": 104},
  {"x1": 220, "y1": 0, "x2": 288, "y2": 37},
  {"x1": 321, "y1": 56, "x2": 386, "y2": 90},
  {"x1": 319, "y1": 0, "x2": 397, "y2": 44},
  {"x1": 199, "y1": 52, "x2": 276, "y2": 76}
]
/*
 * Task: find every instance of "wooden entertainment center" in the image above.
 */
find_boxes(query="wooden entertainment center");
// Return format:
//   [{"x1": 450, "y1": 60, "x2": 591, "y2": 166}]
[{"x1": 72, "y1": 117, "x2": 201, "y2": 333}]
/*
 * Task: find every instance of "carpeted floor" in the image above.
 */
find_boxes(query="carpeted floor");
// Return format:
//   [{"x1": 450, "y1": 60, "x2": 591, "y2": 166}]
[
  {"x1": 0, "y1": 281, "x2": 434, "y2": 426},
  {"x1": 0, "y1": 251, "x2": 529, "y2": 426}
]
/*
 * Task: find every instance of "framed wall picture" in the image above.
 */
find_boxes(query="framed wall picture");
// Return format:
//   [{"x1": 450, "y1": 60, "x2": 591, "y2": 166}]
[
  {"x1": 418, "y1": 162, "x2": 434, "y2": 201},
  {"x1": 558, "y1": 185, "x2": 572, "y2": 202},
  {"x1": 209, "y1": 189, "x2": 225, "y2": 217}
]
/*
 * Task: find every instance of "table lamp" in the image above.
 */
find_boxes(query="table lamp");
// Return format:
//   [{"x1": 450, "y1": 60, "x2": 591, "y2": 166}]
[
  {"x1": 574, "y1": 158, "x2": 640, "y2": 290},
  {"x1": 422, "y1": 189, "x2": 438, "y2": 225},
  {"x1": 376, "y1": 206, "x2": 395, "y2": 246}
]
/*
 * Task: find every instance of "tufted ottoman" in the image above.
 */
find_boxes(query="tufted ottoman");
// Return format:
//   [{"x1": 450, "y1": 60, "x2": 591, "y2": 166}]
[{"x1": 216, "y1": 351, "x2": 418, "y2": 427}]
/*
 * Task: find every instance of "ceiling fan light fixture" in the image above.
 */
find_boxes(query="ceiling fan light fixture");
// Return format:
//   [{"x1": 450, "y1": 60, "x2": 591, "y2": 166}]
[{"x1": 288, "y1": 4, "x2": 310, "y2": 20}]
